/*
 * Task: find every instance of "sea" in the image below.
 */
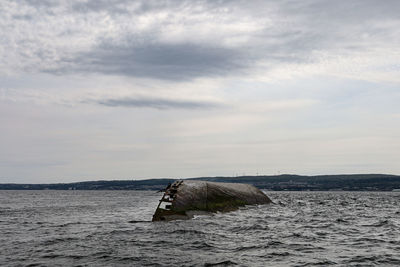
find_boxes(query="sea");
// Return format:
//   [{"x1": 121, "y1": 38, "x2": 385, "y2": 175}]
[{"x1": 1, "y1": 190, "x2": 399, "y2": 266}]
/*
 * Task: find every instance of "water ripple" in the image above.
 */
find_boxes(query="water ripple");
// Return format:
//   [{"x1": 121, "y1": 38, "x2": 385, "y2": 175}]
[{"x1": 1, "y1": 190, "x2": 400, "y2": 266}]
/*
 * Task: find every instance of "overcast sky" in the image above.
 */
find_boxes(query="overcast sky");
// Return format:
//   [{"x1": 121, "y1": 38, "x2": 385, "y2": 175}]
[{"x1": 1, "y1": 0, "x2": 400, "y2": 183}]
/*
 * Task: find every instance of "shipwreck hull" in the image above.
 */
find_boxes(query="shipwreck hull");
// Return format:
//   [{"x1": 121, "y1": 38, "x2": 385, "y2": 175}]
[{"x1": 152, "y1": 180, "x2": 272, "y2": 221}]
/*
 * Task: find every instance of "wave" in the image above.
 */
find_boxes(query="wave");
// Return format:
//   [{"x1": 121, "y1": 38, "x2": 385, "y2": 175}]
[{"x1": 204, "y1": 260, "x2": 238, "y2": 266}]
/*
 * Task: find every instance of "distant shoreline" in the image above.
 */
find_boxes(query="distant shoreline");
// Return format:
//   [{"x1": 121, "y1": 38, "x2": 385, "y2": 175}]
[{"x1": 1, "y1": 174, "x2": 400, "y2": 191}]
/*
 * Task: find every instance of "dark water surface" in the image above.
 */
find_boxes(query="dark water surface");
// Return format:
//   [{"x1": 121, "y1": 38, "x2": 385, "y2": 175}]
[{"x1": 1, "y1": 190, "x2": 399, "y2": 266}]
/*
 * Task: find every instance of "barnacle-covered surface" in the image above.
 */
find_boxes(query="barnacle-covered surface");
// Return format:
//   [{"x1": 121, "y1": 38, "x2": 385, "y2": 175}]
[{"x1": 152, "y1": 180, "x2": 272, "y2": 221}]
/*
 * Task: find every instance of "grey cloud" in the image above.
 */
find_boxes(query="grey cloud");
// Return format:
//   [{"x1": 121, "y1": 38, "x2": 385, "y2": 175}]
[
  {"x1": 288, "y1": 0, "x2": 400, "y2": 21},
  {"x1": 12, "y1": 14, "x2": 33, "y2": 20},
  {"x1": 67, "y1": 0, "x2": 400, "y2": 21},
  {"x1": 91, "y1": 97, "x2": 221, "y2": 110},
  {"x1": 6, "y1": 0, "x2": 400, "y2": 81},
  {"x1": 276, "y1": 1, "x2": 400, "y2": 43},
  {"x1": 23, "y1": 0, "x2": 59, "y2": 8},
  {"x1": 70, "y1": 0, "x2": 223, "y2": 15},
  {"x1": 48, "y1": 42, "x2": 249, "y2": 81},
  {"x1": 52, "y1": 30, "x2": 318, "y2": 81},
  {"x1": 71, "y1": 0, "x2": 133, "y2": 14}
]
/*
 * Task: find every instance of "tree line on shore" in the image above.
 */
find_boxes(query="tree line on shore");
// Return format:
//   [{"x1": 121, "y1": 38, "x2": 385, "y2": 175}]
[{"x1": 1, "y1": 174, "x2": 400, "y2": 191}]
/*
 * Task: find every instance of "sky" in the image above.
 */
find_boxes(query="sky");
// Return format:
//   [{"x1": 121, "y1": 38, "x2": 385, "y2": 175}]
[{"x1": 1, "y1": 0, "x2": 400, "y2": 183}]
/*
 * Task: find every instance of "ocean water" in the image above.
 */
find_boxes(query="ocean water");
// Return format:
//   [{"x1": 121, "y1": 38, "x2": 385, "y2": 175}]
[{"x1": 1, "y1": 190, "x2": 399, "y2": 266}]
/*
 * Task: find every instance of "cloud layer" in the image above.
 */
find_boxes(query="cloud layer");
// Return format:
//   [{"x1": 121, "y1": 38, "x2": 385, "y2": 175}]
[
  {"x1": 91, "y1": 96, "x2": 221, "y2": 110},
  {"x1": 2, "y1": 0, "x2": 399, "y2": 81},
  {"x1": 1, "y1": 0, "x2": 400, "y2": 182}
]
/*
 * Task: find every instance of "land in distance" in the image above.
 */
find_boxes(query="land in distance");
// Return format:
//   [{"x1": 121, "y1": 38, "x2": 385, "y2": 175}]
[{"x1": 1, "y1": 174, "x2": 400, "y2": 191}]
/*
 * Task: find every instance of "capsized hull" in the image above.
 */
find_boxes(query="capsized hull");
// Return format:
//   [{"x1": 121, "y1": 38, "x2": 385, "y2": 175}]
[{"x1": 152, "y1": 180, "x2": 272, "y2": 221}]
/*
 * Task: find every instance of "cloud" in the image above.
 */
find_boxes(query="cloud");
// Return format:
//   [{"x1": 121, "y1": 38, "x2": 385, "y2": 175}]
[
  {"x1": 70, "y1": 0, "x2": 133, "y2": 14},
  {"x1": 2, "y1": 0, "x2": 400, "y2": 182},
  {"x1": 240, "y1": 99, "x2": 318, "y2": 113},
  {"x1": 90, "y1": 96, "x2": 222, "y2": 110},
  {"x1": 2, "y1": 0, "x2": 400, "y2": 82},
  {"x1": 49, "y1": 42, "x2": 249, "y2": 81}
]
